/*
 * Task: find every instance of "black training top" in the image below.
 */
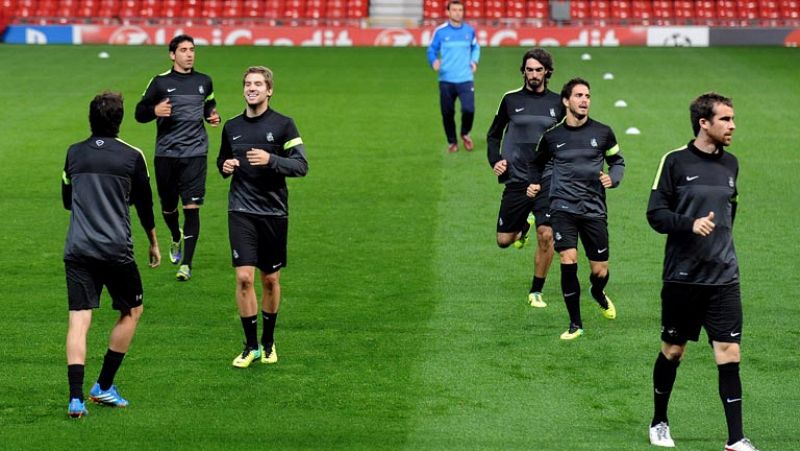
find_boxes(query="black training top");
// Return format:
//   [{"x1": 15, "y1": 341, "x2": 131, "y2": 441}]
[
  {"x1": 135, "y1": 68, "x2": 216, "y2": 158},
  {"x1": 529, "y1": 117, "x2": 625, "y2": 218},
  {"x1": 217, "y1": 108, "x2": 308, "y2": 217},
  {"x1": 647, "y1": 141, "x2": 739, "y2": 285},
  {"x1": 62, "y1": 136, "x2": 156, "y2": 264},
  {"x1": 486, "y1": 86, "x2": 564, "y2": 185}
]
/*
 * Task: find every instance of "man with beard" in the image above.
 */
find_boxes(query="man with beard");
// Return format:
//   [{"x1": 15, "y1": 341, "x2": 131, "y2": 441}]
[
  {"x1": 527, "y1": 78, "x2": 625, "y2": 340},
  {"x1": 486, "y1": 48, "x2": 564, "y2": 308}
]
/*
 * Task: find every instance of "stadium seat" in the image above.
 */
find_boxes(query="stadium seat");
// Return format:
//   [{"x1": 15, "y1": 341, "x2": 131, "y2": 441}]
[
  {"x1": 526, "y1": 0, "x2": 549, "y2": 19},
  {"x1": 346, "y1": 0, "x2": 368, "y2": 19},
  {"x1": 610, "y1": 0, "x2": 632, "y2": 23},
  {"x1": 464, "y1": 0, "x2": 485, "y2": 19},
  {"x1": 651, "y1": 0, "x2": 673, "y2": 24},
  {"x1": 736, "y1": 0, "x2": 760, "y2": 20},
  {"x1": 696, "y1": 0, "x2": 717, "y2": 25},
  {"x1": 716, "y1": 0, "x2": 741, "y2": 25},
  {"x1": 630, "y1": 0, "x2": 653, "y2": 24},
  {"x1": 283, "y1": 0, "x2": 305, "y2": 20},
  {"x1": 779, "y1": 0, "x2": 799, "y2": 21},
  {"x1": 589, "y1": 0, "x2": 610, "y2": 25},
  {"x1": 673, "y1": 0, "x2": 695, "y2": 23},
  {"x1": 570, "y1": 0, "x2": 590, "y2": 24},
  {"x1": 484, "y1": 0, "x2": 504, "y2": 19},
  {"x1": 423, "y1": 0, "x2": 446, "y2": 21},
  {"x1": 506, "y1": 0, "x2": 525, "y2": 19}
]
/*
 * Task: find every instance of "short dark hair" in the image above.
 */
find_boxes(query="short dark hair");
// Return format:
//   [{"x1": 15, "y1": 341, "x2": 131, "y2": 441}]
[
  {"x1": 447, "y1": 0, "x2": 463, "y2": 10},
  {"x1": 169, "y1": 34, "x2": 194, "y2": 53},
  {"x1": 89, "y1": 91, "x2": 124, "y2": 137},
  {"x1": 242, "y1": 66, "x2": 274, "y2": 90},
  {"x1": 520, "y1": 48, "x2": 554, "y2": 80},
  {"x1": 690, "y1": 92, "x2": 733, "y2": 137},
  {"x1": 560, "y1": 77, "x2": 590, "y2": 100}
]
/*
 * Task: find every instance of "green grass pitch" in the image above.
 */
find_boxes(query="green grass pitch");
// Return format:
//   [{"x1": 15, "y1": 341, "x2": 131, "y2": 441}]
[{"x1": 0, "y1": 44, "x2": 798, "y2": 450}]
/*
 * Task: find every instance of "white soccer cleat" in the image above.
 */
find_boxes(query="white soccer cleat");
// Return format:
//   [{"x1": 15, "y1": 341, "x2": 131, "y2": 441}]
[
  {"x1": 725, "y1": 438, "x2": 759, "y2": 451},
  {"x1": 649, "y1": 422, "x2": 675, "y2": 447}
]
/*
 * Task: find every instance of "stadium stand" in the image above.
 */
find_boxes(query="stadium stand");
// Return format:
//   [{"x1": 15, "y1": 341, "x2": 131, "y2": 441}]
[{"x1": 1, "y1": 0, "x2": 798, "y2": 28}]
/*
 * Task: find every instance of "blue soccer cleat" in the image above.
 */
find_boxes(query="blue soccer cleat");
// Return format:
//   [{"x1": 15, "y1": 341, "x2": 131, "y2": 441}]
[
  {"x1": 68, "y1": 398, "x2": 88, "y2": 418},
  {"x1": 89, "y1": 383, "x2": 129, "y2": 408}
]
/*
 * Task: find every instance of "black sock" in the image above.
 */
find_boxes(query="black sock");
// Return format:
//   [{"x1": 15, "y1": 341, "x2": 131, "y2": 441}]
[
  {"x1": 560, "y1": 263, "x2": 581, "y2": 327},
  {"x1": 261, "y1": 311, "x2": 278, "y2": 347},
  {"x1": 68, "y1": 364, "x2": 85, "y2": 401},
  {"x1": 241, "y1": 315, "x2": 258, "y2": 349},
  {"x1": 163, "y1": 210, "x2": 181, "y2": 243},
  {"x1": 530, "y1": 276, "x2": 546, "y2": 294},
  {"x1": 652, "y1": 352, "x2": 680, "y2": 426},
  {"x1": 461, "y1": 112, "x2": 474, "y2": 136},
  {"x1": 97, "y1": 349, "x2": 125, "y2": 391},
  {"x1": 590, "y1": 271, "x2": 610, "y2": 308},
  {"x1": 182, "y1": 208, "x2": 200, "y2": 267},
  {"x1": 718, "y1": 362, "x2": 744, "y2": 444}
]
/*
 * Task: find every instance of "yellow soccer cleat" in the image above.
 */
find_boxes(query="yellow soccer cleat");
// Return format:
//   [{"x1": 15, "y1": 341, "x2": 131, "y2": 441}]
[
  {"x1": 528, "y1": 292, "x2": 547, "y2": 308},
  {"x1": 176, "y1": 264, "x2": 191, "y2": 281},
  {"x1": 600, "y1": 295, "x2": 616, "y2": 320},
  {"x1": 260, "y1": 343, "x2": 278, "y2": 364},
  {"x1": 560, "y1": 325, "x2": 584, "y2": 340},
  {"x1": 232, "y1": 344, "x2": 261, "y2": 368}
]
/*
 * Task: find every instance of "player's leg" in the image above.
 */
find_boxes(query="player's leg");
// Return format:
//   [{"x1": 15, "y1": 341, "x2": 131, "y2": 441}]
[
  {"x1": 649, "y1": 282, "x2": 700, "y2": 447},
  {"x1": 155, "y1": 157, "x2": 183, "y2": 265},
  {"x1": 496, "y1": 185, "x2": 533, "y2": 248},
  {"x1": 439, "y1": 82, "x2": 458, "y2": 151},
  {"x1": 258, "y1": 216, "x2": 287, "y2": 364},
  {"x1": 65, "y1": 261, "x2": 100, "y2": 417},
  {"x1": 707, "y1": 283, "x2": 755, "y2": 450},
  {"x1": 457, "y1": 81, "x2": 475, "y2": 150},
  {"x1": 551, "y1": 212, "x2": 582, "y2": 338},
  {"x1": 176, "y1": 157, "x2": 207, "y2": 280},
  {"x1": 529, "y1": 191, "x2": 553, "y2": 307},
  {"x1": 582, "y1": 217, "x2": 614, "y2": 317},
  {"x1": 90, "y1": 262, "x2": 144, "y2": 408},
  {"x1": 229, "y1": 212, "x2": 262, "y2": 367}
]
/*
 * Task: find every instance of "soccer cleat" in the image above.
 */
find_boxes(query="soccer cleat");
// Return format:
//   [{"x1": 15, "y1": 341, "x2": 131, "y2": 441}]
[
  {"x1": 461, "y1": 134, "x2": 474, "y2": 151},
  {"x1": 514, "y1": 221, "x2": 532, "y2": 249},
  {"x1": 169, "y1": 229, "x2": 183, "y2": 264},
  {"x1": 68, "y1": 398, "x2": 88, "y2": 418},
  {"x1": 176, "y1": 264, "x2": 191, "y2": 281},
  {"x1": 600, "y1": 294, "x2": 616, "y2": 319},
  {"x1": 232, "y1": 344, "x2": 262, "y2": 368},
  {"x1": 560, "y1": 325, "x2": 584, "y2": 340},
  {"x1": 260, "y1": 342, "x2": 278, "y2": 364},
  {"x1": 649, "y1": 422, "x2": 675, "y2": 448},
  {"x1": 725, "y1": 438, "x2": 760, "y2": 451},
  {"x1": 89, "y1": 383, "x2": 129, "y2": 407},
  {"x1": 528, "y1": 292, "x2": 547, "y2": 308},
  {"x1": 447, "y1": 142, "x2": 458, "y2": 153}
]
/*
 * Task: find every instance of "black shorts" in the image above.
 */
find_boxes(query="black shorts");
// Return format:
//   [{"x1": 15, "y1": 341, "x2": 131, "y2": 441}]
[
  {"x1": 550, "y1": 211, "x2": 609, "y2": 261},
  {"x1": 531, "y1": 180, "x2": 552, "y2": 228},
  {"x1": 155, "y1": 156, "x2": 207, "y2": 211},
  {"x1": 660, "y1": 282, "x2": 743, "y2": 344},
  {"x1": 497, "y1": 184, "x2": 535, "y2": 233},
  {"x1": 228, "y1": 212, "x2": 288, "y2": 274},
  {"x1": 65, "y1": 260, "x2": 143, "y2": 311}
]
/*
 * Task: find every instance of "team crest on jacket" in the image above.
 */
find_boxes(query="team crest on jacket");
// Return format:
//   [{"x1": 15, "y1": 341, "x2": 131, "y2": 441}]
[
  {"x1": 198, "y1": 85, "x2": 204, "y2": 94},
  {"x1": 729, "y1": 177, "x2": 734, "y2": 188},
  {"x1": 95, "y1": 140, "x2": 104, "y2": 146},
  {"x1": 591, "y1": 138, "x2": 598, "y2": 147},
  {"x1": 550, "y1": 108, "x2": 556, "y2": 117},
  {"x1": 267, "y1": 132, "x2": 274, "y2": 142}
]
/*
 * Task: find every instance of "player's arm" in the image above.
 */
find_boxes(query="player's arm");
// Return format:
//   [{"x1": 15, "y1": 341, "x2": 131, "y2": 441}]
[
  {"x1": 470, "y1": 30, "x2": 480, "y2": 71},
  {"x1": 216, "y1": 124, "x2": 237, "y2": 178},
  {"x1": 486, "y1": 97, "x2": 509, "y2": 168},
  {"x1": 203, "y1": 78, "x2": 220, "y2": 126},
  {"x1": 135, "y1": 77, "x2": 161, "y2": 123},
  {"x1": 426, "y1": 30, "x2": 442, "y2": 69},
  {"x1": 730, "y1": 164, "x2": 739, "y2": 226},
  {"x1": 603, "y1": 130, "x2": 624, "y2": 188},
  {"x1": 646, "y1": 157, "x2": 694, "y2": 234},
  {"x1": 130, "y1": 153, "x2": 160, "y2": 267},
  {"x1": 61, "y1": 157, "x2": 72, "y2": 210}
]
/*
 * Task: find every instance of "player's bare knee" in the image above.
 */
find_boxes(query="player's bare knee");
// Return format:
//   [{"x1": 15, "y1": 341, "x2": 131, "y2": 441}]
[
  {"x1": 236, "y1": 273, "x2": 255, "y2": 291},
  {"x1": 713, "y1": 342, "x2": 740, "y2": 363},
  {"x1": 661, "y1": 343, "x2": 685, "y2": 361},
  {"x1": 496, "y1": 234, "x2": 514, "y2": 248}
]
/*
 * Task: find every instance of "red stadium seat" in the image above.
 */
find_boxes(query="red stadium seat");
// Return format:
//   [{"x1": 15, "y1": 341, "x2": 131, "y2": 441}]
[
  {"x1": 283, "y1": 0, "x2": 305, "y2": 19},
  {"x1": 717, "y1": 0, "x2": 741, "y2": 24},
  {"x1": 610, "y1": 0, "x2": 631, "y2": 22},
  {"x1": 305, "y1": 0, "x2": 325, "y2": 19},
  {"x1": 630, "y1": 0, "x2": 653, "y2": 24},
  {"x1": 651, "y1": 0, "x2": 673, "y2": 24},
  {"x1": 570, "y1": 0, "x2": 590, "y2": 24},
  {"x1": 423, "y1": 0, "x2": 446, "y2": 20},
  {"x1": 506, "y1": 0, "x2": 525, "y2": 19},
  {"x1": 589, "y1": 0, "x2": 610, "y2": 25},
  {"x1": 526, "y1": 0, "x2": 548, "y2": 19},
  {"x1": 779, "y1": 0, "x2": 799, "y2": 19},
  {"x1": 672, "y1": 0, "x2": 695, "y2": 23},
  {"x1": 346, "y1": 0, "x2": 367, "y2": 19},
  {"x1": 484, "y1": 0, "x2": 503, "y2": 19},
  {"x1": 695, "y1": 0, "x2": 716, "y2": 24},
  {"x1": 736, "y1": 0, "x2": 760, "y2": 20},
  {"x1": 464, "y1": 0, "x2": 485, "y2": 19}
]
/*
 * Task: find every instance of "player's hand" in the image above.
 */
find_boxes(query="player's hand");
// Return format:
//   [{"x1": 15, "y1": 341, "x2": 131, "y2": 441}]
[
  {"x1": 247, "y1": 148, "x2": 270, "y2": 166},
  {"x1": 599, "y1": 171, "x2": 612, "y2": 188},
  {"x1": 471, "y1": 61, "x2": 478, "y2": 73},
  {"x1": 207, "y1": 108, "x2": 220, "y2": 127},
  {"x1": 692, "y1": 211, "x2": 716, "y2": 236},
  {"x1": 154, "y1": 98, "x2": 172, "y2": 117},
  {"x1": 432, "y1": 59, "x2": 441, "y2": 72},
  {"x1": 526, "y1": 183, "x2": 541, "y2": 198},
  {"x1": 493, "y1": 159, "x2": 508, "y2": 176},
  {"x1": 222, "y1": 158, "x2": 240, "y2": 174},
  {"x1": 149, "y1": 243, "x2": 161, "y2": 268}
]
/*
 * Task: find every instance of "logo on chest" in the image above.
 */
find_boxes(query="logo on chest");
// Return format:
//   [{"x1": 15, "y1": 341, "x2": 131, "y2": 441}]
[
  {"x1": 590, "y1": 138, "x2": 598, "y2": 148},
  {"x1": 266, "y1": 132, "x2": 274, "y2": 142},
  {"x1": 198, "y1": 85, "x2": 204, "y2": 94},
  {"x1": 550, "y1": 108, "x2": 556, "y2": 117},
  {"x1": 728, "y1": 176, "x2": 734, "y2": 188}
]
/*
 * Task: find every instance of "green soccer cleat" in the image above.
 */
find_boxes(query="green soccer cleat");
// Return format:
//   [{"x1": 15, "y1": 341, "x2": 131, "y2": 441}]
[
  {"x1": 176, "y1": 264, "x2": 191, "y2": 281},
  {"x1": 560, "y1": 325, "x2": 584, "y2": 340},
  {"x1": 600, "y1": 294, "x2": 616, "y2": 319},
  {"x1": 260, "y1": 343, "x2": 278, "y2": 364},
  {"x1": 232, "y1": 344, "x2": 261, "y2": 368},
  {"x1": 528, "y1": 292, "x2": 547, "y2": 308},
  {"x1": 169, "y1": 229, "x2": 183, "y2": 265}
]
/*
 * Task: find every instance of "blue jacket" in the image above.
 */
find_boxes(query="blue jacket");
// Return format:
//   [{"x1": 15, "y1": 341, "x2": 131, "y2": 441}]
[{"x1": 426, "y1": 22, "x2": 480, "y2": 83}]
